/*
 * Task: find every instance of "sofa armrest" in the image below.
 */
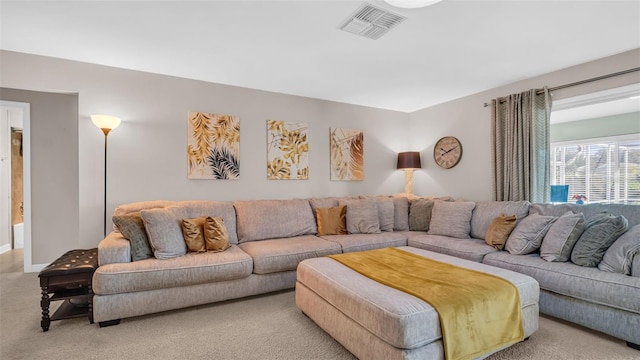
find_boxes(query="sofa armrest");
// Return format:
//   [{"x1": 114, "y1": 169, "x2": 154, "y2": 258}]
[
  {"x1": 632, "y1": 253, "x2": 640, "y2": 278},
  {"x1": 98, "y1": 231, "x2": 131, "y2": 266}
]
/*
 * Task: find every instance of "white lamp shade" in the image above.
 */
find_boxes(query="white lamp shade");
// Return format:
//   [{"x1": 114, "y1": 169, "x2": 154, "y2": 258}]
[
  {"x1": 91, "y1": 114, "x2": 121, "y2": 130},
  {"x1": 384, "y1": 0, "x2": 442, "y2": 8}
]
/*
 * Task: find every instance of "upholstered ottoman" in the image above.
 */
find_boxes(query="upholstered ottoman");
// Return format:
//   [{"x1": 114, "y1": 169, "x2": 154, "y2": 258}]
[{"x1": 295, "y1": 246, "x2": 539, "y2": 360}]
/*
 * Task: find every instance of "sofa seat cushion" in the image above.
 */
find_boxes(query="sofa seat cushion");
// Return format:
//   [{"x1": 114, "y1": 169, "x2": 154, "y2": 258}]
[
  {"x1": 483, "y1": 251, "x2": 640, "y2": 314},
  {"x1": 408, "y1": 235, "x2": 498, "y2": 263},
  {"x1": 320, "y1": 233, "x2": 407, "y2": 253},
  {"x1": 93, "y1": 245, "x2": 252, "y2": 295},
  {"x1": 238, "y1": 235, "x2": 341, "y2": 274}
]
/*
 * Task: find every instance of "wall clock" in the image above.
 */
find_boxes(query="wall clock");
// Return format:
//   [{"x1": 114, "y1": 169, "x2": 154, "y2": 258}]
[{"x1": 433, "y1": 136, "x2": 463, "y2": 169}]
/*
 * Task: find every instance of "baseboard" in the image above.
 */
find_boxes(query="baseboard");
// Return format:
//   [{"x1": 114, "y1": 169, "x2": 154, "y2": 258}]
[
  {"x1": 0, "y1": 244, "x2": 11, "y2": 254},
  {"x1": 28, "y1": 263, "x2": 48, "y2": 273}
]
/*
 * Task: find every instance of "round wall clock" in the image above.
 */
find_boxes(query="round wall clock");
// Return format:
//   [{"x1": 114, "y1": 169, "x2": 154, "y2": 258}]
[{"x1": 433, "y1": 136, "x2": 463, "y2": 169}]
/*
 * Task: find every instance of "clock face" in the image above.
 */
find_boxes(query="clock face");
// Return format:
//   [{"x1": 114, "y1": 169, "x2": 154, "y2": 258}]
[{"x1": 434, "y1": 136, "x2": 462, "y2": 169}]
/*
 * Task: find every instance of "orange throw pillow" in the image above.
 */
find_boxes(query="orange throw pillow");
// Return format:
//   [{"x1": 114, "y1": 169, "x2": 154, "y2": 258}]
[
  {"x1": 316, "y1": 206, "x2": 347, "y2": 236},
  {"x1": 485, "y1": 214, "x2": 517, "y2": 250},
  {"x1": 181, "y1": 217, "x2": 207, "y2": 252},
  {"x1": 204, "y1": 216, "x2": 231, "y2": 252}
]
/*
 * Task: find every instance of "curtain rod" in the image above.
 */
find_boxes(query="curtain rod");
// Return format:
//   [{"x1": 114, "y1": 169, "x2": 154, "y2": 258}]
[{"x1": 483, "y1": 67, "x2": 640, "y2": 107}]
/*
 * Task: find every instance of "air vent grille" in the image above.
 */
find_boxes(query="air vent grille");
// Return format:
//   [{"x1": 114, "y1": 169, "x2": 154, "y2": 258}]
[{"x1": 338, "y1": 3, "x2": 406, "y2": 40}]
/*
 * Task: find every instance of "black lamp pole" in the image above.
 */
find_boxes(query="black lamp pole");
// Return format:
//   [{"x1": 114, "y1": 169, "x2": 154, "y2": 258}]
[{"x1": 101, "y1": 128, "x2": 112, "y2": 238}]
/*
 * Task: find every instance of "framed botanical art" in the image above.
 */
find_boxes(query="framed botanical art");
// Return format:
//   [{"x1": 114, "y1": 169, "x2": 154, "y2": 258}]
[
  {"x1": 330, "y1": 127, "x2": 363, "y2": 181},
  {"x1": 187, "y1": 112, "x2": 240, "y2": 179},
  {"x1": 267, "y1": 120, "x2": 309, "y2": 180}
]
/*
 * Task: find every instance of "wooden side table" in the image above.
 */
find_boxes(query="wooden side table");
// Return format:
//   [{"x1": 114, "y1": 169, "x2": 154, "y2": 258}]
[{"x1": 38, "y1": 248, "x2": 98, "y2": 331}]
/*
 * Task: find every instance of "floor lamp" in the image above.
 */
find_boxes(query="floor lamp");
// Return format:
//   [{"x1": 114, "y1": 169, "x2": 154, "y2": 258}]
[
  {"x1": 91, "y1": 114, "x2": 121, "y2": 238},
  {"x1": 397, "y1": 151, "x2": 422, "y2": 195}
]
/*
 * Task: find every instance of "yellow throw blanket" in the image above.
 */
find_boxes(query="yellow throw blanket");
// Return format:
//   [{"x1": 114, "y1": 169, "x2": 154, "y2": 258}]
[{"x1": 328, "y1": 247, "x2": 523, "y2": 360}]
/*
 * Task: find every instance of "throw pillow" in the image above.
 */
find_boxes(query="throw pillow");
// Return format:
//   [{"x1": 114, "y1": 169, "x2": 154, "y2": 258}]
[
  {"x1": 427, "y1": 201, "x2": 476, "y2": 239},
  {"x1": 338, "y1": 199, "x2": 381, "y2": 234},
  {"x1": 505, "y1": 213, "x2": 557, "y2": 255},
  {"x1": 140, "y1": 206, "x2": 189, "y2": 259},
  {"x1": 376, "y1": 197, "x2": 395, "y2": 232},
  {"x1": 408, "y1": 199, "x2": 434, "y2": 231},
  {"x1": 204, "y1": 216, "x2": 231, "y2": 252},
  {"x1": 484, "y1": 214, "x2": 517, "y2": 250},
  {"x1": 571, "y1": 212, "x2": 629, "y2": 267},
  {"x1": 392, "y1": 196, "x2": 409, "y2": 231},
  {"x1": 112, "y1": 213, "x2": 154, "y2": 261},
  {"x1": 181, "y1": 217, "x2": 207, "y2": 253},
  {"x1": 539, "y1": 211, "x2": 585, "y2": 262},
  {"x1": 316, "y1": 206, "x2": 348, "y2": 236},
  {"x1": 598, "y1": 224, "x2": 640, "y2": 275}
]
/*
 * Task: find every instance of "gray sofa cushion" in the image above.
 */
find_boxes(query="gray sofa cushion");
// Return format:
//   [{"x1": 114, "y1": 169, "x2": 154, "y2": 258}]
[
  {"x1": 373, "y1": 197, "x2": 395, "y2": 232},
  {"x1": 483, "y1": 252, "x2": 640, "y2": 314},
  {"x1": 408, "y1": 235, "x2": 498, "y2": 263},
  {"x1": 112, "y1": 213, "x2": 154, "y2": 261},
  {"x1": 392, "y1": 196, "x2": 410, "y2": 231},
  {"x1": 235, "y1": 199, "x2": 317, "y2": 242},
  {"x1": 93, "y1": 245, "x2": 253, "y2": 294},
  {"x1": 308, "y1": 197, "x2": 340, "y2": 220},
  {"x1": 320, "y1": 232, "x2": 407, "y2": 253},
  {"x1": 470, "y1": 201, "x2": 531, "y2": 240},
  {"x1": 539, "y1": 211, "x2": 585, "y2": 262},
  {"x1": 408, "y1": 199, "x2": 434, "y2": 231},
  {"x1": 339, "y1": 199, "x2": 381, "y2": 234},
  {"x1": 238, "y1": 235, "x2": 341, "y2": 274},
  {"x1": 571, "y1": 213, "x2": 629, "y2": 267},
  {"x1": 427, "y1": 201, "x2": 476, "y2": 239},
  {"x1": 529, "y1": 203, "x2": 640, "y2": 227},
  {"x1": 505, "y1": 213, "x2": 557, "y2": 255},
  {"x1": 599, "y1": 224, "x2": 640, "y2": 275},
  {"x1": 141, "y1": 206, "x2": 189, "y2": 259}
]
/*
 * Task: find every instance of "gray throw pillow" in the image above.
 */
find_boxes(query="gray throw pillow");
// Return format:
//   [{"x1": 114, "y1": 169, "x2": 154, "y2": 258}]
[
  {"x1": 409, "y1": 199, "x2": 434, "y2": 231},
  {"x1": 140, "y1": 206, "x2": 190, "y2": 259},
  {"x1": 427, "y1": 201, "x2": 476, "y2": 239},
  {"x1": 598, "y1": 224, "x2": 640, "y2": 275},
  {"x1": 339, "y1": 199, "x2": 381, "y2": 234},
  {"x1": 112, "y1": 213, "x2": 154, "y2": 261},
  {"x1": 540, "y1": 211, "x2": 585, "y2": 262},
  {"x1": 571, "y1": 212, "x2": 629, "y2": 267},
  {"x1": 392, "y1": 196, "x2": 409, "y2": 231},
  {"x1": 375, "y1": 197, "x2": 395, "y2": 232},
  {"x1": 505, "y1": 213, "x2": 557, "y2": 255}
]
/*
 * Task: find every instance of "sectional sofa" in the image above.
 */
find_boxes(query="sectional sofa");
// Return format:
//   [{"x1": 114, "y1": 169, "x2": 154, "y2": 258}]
[{"x1": 93, "y1": 196, "x2": 640, "y2": 349}]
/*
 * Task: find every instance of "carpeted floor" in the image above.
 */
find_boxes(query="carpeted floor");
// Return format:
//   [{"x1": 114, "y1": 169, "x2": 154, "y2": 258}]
[{"x1": 1, "y1": 270, "x2": 638, "y2": 359}]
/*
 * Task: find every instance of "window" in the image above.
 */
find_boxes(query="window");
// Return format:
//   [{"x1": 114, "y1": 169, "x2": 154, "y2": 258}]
[{"x1": 551, "y1": 135, "x2": 640, "y2": 204}]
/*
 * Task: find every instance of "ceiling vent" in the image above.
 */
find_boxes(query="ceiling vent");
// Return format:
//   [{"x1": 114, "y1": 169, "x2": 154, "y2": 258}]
[{"x1": 338, "y1": 3, "x2": 407, "y2": 40}]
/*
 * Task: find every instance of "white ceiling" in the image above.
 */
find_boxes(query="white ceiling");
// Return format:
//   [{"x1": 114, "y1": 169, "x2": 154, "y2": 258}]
[{"x1": 1, "y1": 0, "x2": 639, "y2": 113}]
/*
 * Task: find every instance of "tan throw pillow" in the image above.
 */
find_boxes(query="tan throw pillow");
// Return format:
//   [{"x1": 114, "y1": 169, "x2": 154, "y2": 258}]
[
  {"x1": 316, "y1": 206, "x2": 348, "y2": 236},
  {"x1": 181, "y1": 217, "x2": 207, "y2": 253},
  {"x1": 485, "y1": 214, "x2": 517, "y2": 250},
  {"x1": 204, "y1": 216, "x2": 231, "y2": 252}
]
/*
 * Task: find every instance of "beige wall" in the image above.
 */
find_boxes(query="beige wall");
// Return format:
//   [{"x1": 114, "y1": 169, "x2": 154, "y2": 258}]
[
  {"x1": 0, "y1": 50, "x2": 409, "y2": 265},
  {"x1": 0, "y1": 88, "x2": 79, "y2": 264},
  {"x1": 409, "y1": 49, "x2": 640, "y2": 201},
  {"x1": 1, "y1": 48, "x2": 638, "y2": 266}
]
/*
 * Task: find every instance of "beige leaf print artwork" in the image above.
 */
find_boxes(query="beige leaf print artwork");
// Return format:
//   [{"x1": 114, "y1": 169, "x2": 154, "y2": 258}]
[
  {"x1": 187, "y1": 112, "x2": 240, "y2": 180},
  {"x1": 267, "y1": 120, "x2": 309, "y2": 180},
  {"x1": 330, "y1": 128, "x2": 364, "y2": 181}
]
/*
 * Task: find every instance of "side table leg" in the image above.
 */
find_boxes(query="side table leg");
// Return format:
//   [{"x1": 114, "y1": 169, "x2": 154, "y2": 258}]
[{"x1": 40, "y1": 286, "x2": 50, "y2": 332}]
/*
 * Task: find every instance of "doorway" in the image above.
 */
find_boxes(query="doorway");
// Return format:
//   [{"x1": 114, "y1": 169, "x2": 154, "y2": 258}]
[{"x1": 0, "y1": 101, "x2": 31, "y2": 273}]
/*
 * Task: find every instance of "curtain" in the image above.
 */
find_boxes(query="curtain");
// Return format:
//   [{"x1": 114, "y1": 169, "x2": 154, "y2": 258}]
[{"x1": 491, "y1": 87, "x2": 551, "y2": 202}]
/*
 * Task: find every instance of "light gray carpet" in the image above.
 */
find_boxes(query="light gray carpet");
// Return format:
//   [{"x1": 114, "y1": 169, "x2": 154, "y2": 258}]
[{"x1": 1, "y1": 271, "x2": 638, "y2": 360}]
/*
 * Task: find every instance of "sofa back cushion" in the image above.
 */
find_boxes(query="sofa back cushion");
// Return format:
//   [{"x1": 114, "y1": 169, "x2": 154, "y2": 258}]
[
  {"x1": 338, "y1": 198, "x2": 381, "y2": 234},
  {"x1": 391, "y1": 196, "x2": 410, "y2": 231},
  {"x1": 234, "y1": 199, "x2": 317, "y2": 242},
  {"x1": 470, "y1": 201, "x2": 531, "y2": 240},
  {"x1": 530, "y1": 203, "x2": 640, "y2": 227},
  {"x1": 141, "y1": 201, "x2": 237, "y2": 259},
  {"x1": 599, "y1": 224, "x2": 640, "y2": 275},
  {"x1": 540, "y1": 211, "x2": 585, "y2": 262},
  {"x1": 505, "y1": 213, "x2": 556, "y2": 255},
  {"x1": 408, "y1": 199, "x2": 434, "y2": 231}
]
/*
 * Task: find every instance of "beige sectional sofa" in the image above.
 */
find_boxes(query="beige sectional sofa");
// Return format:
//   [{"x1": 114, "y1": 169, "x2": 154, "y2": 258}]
[{"x1": 93, "y1": 196, "x2": 640, "y2": 350}]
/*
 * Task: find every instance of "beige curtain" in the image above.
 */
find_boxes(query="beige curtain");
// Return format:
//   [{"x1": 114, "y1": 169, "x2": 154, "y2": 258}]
[{"x1": 491, "y1": 87, "x2": 551, "y2": 202}]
